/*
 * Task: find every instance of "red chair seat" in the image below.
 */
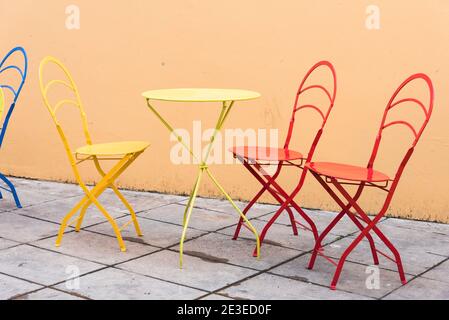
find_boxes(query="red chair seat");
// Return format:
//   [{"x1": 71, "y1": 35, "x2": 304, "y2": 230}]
[
  {"x1": 230, "y1": 146, "x2": 303, "y2": 161},
  {"x1": 306, "y1": 162, "x2": 390, "y2": 182}
]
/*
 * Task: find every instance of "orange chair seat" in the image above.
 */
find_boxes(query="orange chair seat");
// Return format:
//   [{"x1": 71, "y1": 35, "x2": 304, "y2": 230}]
[
  {"x1": 306, "y1": 162, "x2": 390, "y2": 182},
  {"x1": 231, "y1": 146, "x2": 303, "y2": 161}
]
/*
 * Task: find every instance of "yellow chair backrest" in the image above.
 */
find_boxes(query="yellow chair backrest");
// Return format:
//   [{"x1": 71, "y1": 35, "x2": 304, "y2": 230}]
[{"x1": 39, "y1": 56, "x2": 93, "y2": 164}]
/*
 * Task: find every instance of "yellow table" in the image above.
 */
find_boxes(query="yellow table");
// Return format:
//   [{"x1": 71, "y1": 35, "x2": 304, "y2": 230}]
[{"x1": 143, "y1": 88, "x2": 261, "y2": 267}]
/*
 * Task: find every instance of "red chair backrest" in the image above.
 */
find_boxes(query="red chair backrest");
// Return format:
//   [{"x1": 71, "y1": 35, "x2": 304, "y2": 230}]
[
  {"x1": 284, "y1": 61, "x2": 337, "y2": 161},
  {"x1": 368, "y1": 73, "x2": 434, "y2": 179}
]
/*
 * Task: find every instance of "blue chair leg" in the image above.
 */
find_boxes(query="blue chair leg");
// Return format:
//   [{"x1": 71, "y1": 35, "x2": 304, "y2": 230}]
[{"x1": 0, "y1": 173, "x2": 22, "y2": 208}]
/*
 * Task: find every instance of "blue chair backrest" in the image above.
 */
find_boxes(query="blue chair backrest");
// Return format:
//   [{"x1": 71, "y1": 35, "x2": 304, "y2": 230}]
[{"x1": 0, "y1": 47, "x2": 28, "y2": 147}]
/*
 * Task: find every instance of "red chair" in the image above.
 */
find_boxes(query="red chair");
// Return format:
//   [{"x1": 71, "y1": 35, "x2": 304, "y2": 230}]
[
  {"x1": 306, "y1": 73, "x2": 434, "y2": 290},
  {"x1": 231, "y1": 61, "x2": 337, "y2": 255}
]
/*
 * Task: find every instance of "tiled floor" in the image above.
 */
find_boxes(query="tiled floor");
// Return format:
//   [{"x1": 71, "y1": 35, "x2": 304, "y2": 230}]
[{"x1": 0, "y1": 177, "x2": 448, "y2": 300}]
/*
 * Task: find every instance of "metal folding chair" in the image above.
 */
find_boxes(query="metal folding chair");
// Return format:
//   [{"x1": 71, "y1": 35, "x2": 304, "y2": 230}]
[
  {"x1": 0, "y1": 47, "x2": 28, "y2": 208},
  {"x1": 306, "y1": 73, "x2": 434, "y2": 289},
  {"x1": 231, "y1": 61, "x2": 337, "y2": 256},
  {"x1": 39, "y1": 56, "x2": 150, "y2": 252}
]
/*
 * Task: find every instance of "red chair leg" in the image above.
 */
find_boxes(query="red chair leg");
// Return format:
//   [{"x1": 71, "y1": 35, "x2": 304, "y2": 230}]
[
  {"x1": 234, "y1": 186, "x2": 298, "y2": 240},
  {"x1": 291, "y1": 204, "x2": 319, "y2": 241},
  {"x1": 251, "y1": 172, "x2": 320, "y2": 256},
  {"x1": 261, "y1": 177, "x2": 299, "y2": 236},
  {"x1": 330, "y1": 233, "x2": 365, "y2": 290},
  {"x1": 253, "y1": 201, "x2": 290, "y2": 257},
  {"x1": 329, "y1": 178, "x2": 404, "y2": 289},
  {"x1": 253, "y1": 192, "x2": 304, "y2": 256},
  {"x1": 370, "y1": 225, "x2": 407, "y2": 284},
  {"x1": 308, "y1": 209, "x2": 346, "y2": 270},
  {"x1": 312, "y1": 173, "x2": 380, "y2": 265},
  {"x1": 237, "y1": 161, "x2": 298, "y2": 239},
  {"x1": 345, "y1": 212, "x2": 379, "y2": 265},
  {"x1": 332, "y1": 178, "x2": 405, "y2": 281},
  {"x1": 233, "y1": 186, "x2": 265, "y2": 240},
  {"x1": 264, "y1": 177, "x2": 306, "y2": 235},
  {"x1": 330, "y1": 218, "x2": 384, "y2": 290},
  {"x1": 286, "y1": 206, "x2": 299, "y2": 236}
]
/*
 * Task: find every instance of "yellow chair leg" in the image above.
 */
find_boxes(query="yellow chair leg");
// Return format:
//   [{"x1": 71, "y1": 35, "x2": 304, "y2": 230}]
[
  {"x1": 75, "y1": 180, "x2": 111, "y2": 232},
  {"x1": 75, "y1": 199, "x2": 92, "y2": 232},
  {"x1": 179, "y1": 170, "x2": 203, "y2": 268},
  {"x1": 92, "y1": 155, "x2": 143, "y2": 237},
  {"x1": 56, "y1": 197, "x2": 89, "y2": 247},
  {"x1": 111, "y1": 185, "x2": 143, "y2": 236},
  {"x1": 90, "y1": 195, "x2": 127, "y2": 252}
]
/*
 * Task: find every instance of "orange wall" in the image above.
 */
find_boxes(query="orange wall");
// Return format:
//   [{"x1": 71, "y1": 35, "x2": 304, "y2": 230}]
[{"x1": 1, "y1": 0, "x2": 448, "y2": 222}]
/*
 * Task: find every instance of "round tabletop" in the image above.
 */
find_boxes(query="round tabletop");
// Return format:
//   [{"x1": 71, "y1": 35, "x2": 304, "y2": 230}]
[{"x1": 142, "y1": 88, "x2": 261, "y2": 102}]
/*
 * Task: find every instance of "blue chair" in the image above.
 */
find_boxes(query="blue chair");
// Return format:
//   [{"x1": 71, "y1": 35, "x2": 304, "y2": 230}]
[{"x1": 0, "y1": 47, "x2": 28, "y2": 208}]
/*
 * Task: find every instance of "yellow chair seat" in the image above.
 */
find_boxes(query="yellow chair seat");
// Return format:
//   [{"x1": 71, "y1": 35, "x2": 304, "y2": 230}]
[{"x1": 76, "y1": 141, "x2": 150, "y2": 156}]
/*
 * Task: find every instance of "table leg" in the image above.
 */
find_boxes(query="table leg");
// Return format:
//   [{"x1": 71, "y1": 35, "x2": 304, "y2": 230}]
[
  {"x1": 183, "y1": 171, "x2": 203, "y2": 227},
  {"x1": 146, "y1": 99, "x2": 261, "y2": 266},
  {"x1": 179, "y1": 169, "x2": 203, "y2": 268},
  {"x1": 205, "y1": 168, "x2": 260, "y2": 259}
]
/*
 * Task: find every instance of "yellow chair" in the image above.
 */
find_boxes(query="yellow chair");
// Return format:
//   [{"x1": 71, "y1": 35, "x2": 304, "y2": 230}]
[{"x1": 39, "y1": 56, "x2": 149, "y2": 252}]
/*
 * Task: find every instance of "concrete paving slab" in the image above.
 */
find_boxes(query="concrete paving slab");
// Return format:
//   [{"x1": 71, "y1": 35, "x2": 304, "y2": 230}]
[
  {"x1": 219, "y1": 219, "x2": 339, "y2": 252},
  {"x1": 383, "y1": 217, "x2": 449, "y2": 236},
  {"x1": 0, "y1": 179, "x2": 82, "y2": 211},
  {"x1": 322, "y1": 225, "x2": 449, "y2": 275},
  {"x1": 126, "y1": 192, "x2": 187, "y2": 211},
  {"x1": 200, "y1": 294, "x2": 233, "y2": 300},
  {"x1": 33, "y1": 231, "x2": 159, "y2": 265},
  {"x1": 1, "y1": 177, "x2": 448, "y2": 300},
  {"x1": 0, "y1": 213, "x2": 60, "y2": 243},
  {"x1": 421, "y1": 259, "x2": 449, "y2": 284},
  {"x1": 179, "y1": 197, "x2": 278, "y2": 217},
  {"x1": 173, "y1": 232, "x2": 302, "y2": 270},
  {"x1": 374, "y1": 222, "x2": 449, "y2": 257},
  {"x1": 18, "y1": 195, "x2": 128, "y2": 229},
  {"x1": 258, "y1": 208, "x2": 365, "y2": 237},
  {"x1": 0, "y1": 203, "x2": 18, "y2": 213},
  {"x1": 384, "y1": 277, "x2": 449, "y2": 300},
  {"x1": 0, "y1": 245, "x2": 103, "y2": 286},
  {"x1": 54, "y1": 267, "x2": 205, "y2": 300},
  {"x1": 8, "y1": 178, "x2": 82, "y2": 196},
  {"x1": 218, "y1": 273, "x2": 371, "y2": 300},
  {"x1": 118, "y1": 250, "x2": 258, "y2": 292},
  {"x1": 270, "y1": 253, "x2": 403, "y2": 299},
  {"x1": 0, "y1": 273, "x2": 42, "y2": 300},
  {"x1": 14, "y1": 288, "x2": 84, "y2": 300},
  {"x1": 87, "y1": 217, "x2": 207, "y2": 248},
  {"x1": 0, "y1": 237, "x2": 20, "y2": 251},
  {"x1": 0, "y1": 189, "x2": 65, "y2": 212},
  {"x1": 138, "y1": 204, "x2": 241, "y2": 232}
]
